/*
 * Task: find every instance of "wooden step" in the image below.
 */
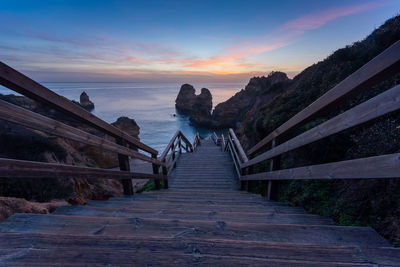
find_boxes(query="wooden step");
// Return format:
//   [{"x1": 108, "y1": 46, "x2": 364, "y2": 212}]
[
  {"x1": 0, "y1": 214, "x2": 390, "y2": 247},
  {"x1": 0, "y1": 233, "x2": 399, "y2": 266},
  {"x1": 86, "y1": 200, "x2": 306, "y2": 214},
  {"x1": 53, "y1": 205, "x2": 334, "y2": 225}
]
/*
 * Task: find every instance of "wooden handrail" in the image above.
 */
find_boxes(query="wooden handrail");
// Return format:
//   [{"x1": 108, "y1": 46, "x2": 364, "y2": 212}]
[
  {"x1": 247, "y1": 40, "x2": 400, "y2": 156},
  {"x1": 221, "y1": 134, "x2": 226, "y2": 152},
  {"x1": 242, "y1": 84, "x2": 400, "y2": 168},
  {"x1": 0, "y1": 61, "x2": 157, "y2": 155},
  {"x1": 241, "y1": 153, "x2": 400, "y2": 181},
  {"x1": 0, "y1": 99, "x2": 165, "y2": 166},
  {"x1": 223, "y1": 39, "x2": 400, "y2": 197},
  {"x1": 229, "y1": 129, "x2": 248, "y2": 163},
  {"x1": 0, "y1": 61, "x2": 171, "y2": 195},
  {"x1": 0, "y1": 158, "x2": 167, "y2": 180}
]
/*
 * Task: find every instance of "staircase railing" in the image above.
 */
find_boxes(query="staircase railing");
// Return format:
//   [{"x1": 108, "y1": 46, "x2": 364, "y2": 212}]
[
  {"x1": 0, "y1": 62, "x2": 167, "y2": 195},
  {"x1": 225, "y1": 40, "x2": 400, "y2": 199},
  {"x1": 193, "y1": 132, "x2": 201, "y2": 149},
  {"x1": 158, "y1": 131, "x2": 198, "y2": 183}
]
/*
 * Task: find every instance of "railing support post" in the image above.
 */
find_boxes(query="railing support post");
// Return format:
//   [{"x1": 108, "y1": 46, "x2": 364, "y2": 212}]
[
  {"x1": 116, "y1": 138, "x2": 134, "y2": 195},
  {"x1": 162, "y1": 159, "x2": 168, "y2": 189},
  {"x1": 267, "y1": 138, "x2": 280, "y2": 200},
  {"x1": 152, "y1": 153, "x2": 161, "y2": 190}
]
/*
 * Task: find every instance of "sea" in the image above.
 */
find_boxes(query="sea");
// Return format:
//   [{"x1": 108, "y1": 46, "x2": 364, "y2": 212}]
[{"x1": 0, "y1": 82, "x2": 243, "y2": 153}]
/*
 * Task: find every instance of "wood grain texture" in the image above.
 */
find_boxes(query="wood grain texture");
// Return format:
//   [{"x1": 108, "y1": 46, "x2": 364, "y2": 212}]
[
  {"x1": 0, "y1": 158, "x2": 167, "y2": 180},
  {"x1": 241, "y1": 153, "x2": 400, "y2": 181},
  {"x1": 248, "y1": 40, "x2": 400, "y2": 155}
]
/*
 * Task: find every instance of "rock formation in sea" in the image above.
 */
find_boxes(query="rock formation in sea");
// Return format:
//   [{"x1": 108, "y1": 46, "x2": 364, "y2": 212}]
[
  {"x1": 175, "y1": 72, "x2": 289, "y2": 128},
  {"x1": 72, "y1": 91, "x2": 95, "y2": 111},
  {"x1": 79, "y1": 91, "x2": 95, "y2": 111},
  {"x1": 175, "y1": 84, "x2": 213, "y2": 127}
]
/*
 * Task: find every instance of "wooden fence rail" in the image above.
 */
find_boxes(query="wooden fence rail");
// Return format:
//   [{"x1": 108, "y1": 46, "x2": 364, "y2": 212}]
[
  {"x1": 225, "y1": 40, "x2": 400, "y2": 199},
  {"x1": 0, "y1": 61, "x2": 176, "y2": 195}
]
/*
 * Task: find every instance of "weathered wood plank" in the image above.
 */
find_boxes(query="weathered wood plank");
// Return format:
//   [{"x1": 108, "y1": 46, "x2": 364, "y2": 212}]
[
  {"x1": 0, "y1": 61, "x2": 157, "y2": 155},
  {"x1": 241, "y1": 153, "x2": 400, "y2": 181},
  {"x1": 0, "y1": 158, "x2": 167, "y2": 180},
  {"x1": 248, "y1": 40, "x2": 400, "y2": 155},
  {"x1": 243, "y1": 84, "x2": 400, "y2": 168},
  {"x1": 0, "y1": 99, "x2": 164, "y2": 166},
  {"x1": 0, "y1": 233, "x2": 398, "y2": 266},
  {"x1": 1, "y1": 214, "x2": 389, "y2": 246}
]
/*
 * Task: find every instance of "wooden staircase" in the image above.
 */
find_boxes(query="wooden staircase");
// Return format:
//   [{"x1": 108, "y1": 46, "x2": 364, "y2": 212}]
[{"x1": 1, "y1": 139, "x2": 399, "y2": 266}]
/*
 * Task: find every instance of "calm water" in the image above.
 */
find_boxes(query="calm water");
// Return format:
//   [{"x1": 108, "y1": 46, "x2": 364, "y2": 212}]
[{"x1": 0, "y1": 82, "x2": 243, "y2": 153}]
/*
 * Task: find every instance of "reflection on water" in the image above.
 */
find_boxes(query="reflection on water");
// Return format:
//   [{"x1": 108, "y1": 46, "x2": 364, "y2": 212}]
[{"x1": 0, "y1": 82, "x2": 242, "y2": 153}]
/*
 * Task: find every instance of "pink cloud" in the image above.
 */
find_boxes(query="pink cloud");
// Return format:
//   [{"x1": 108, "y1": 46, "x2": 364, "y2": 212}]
[{"x1": 281, "y1": 2, "x2": 384, "y2": 31}]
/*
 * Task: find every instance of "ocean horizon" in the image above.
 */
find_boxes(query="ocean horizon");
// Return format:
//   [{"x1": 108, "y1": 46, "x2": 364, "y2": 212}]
[{"x1": 0, "y1": 82, "x2": 244, "y2": 153}]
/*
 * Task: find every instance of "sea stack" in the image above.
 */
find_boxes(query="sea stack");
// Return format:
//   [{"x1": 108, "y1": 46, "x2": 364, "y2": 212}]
[
  {"x1": 175, "y1": 84, "x2": 212, "y2": 118},
  {"x1": 79, "y1": 91, "x2": 95, "y2": 111}
]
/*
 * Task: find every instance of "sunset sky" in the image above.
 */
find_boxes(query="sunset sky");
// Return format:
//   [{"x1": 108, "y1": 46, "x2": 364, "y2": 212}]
[{"x1": 0, "y1": 0, "x2": 398, "y2": 83}]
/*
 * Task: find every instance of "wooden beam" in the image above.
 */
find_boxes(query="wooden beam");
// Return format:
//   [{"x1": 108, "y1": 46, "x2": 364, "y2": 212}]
[
  {"x1": 248, "y1": 40, "x2": 400, "y2": 155},
  {"x1": 0, "y1": 158, "x2": 167, "y2": 180},
  {"x1": 229, "y1": 129, "x2": 248, "y2": 163},
  {"x1": 0, "y1": 99, "x2": 164, "y2": 167},
  {"x1": 243, "y1": 84, "x2": 400, "y2": 168},
  {"x1": 241, "y1": 153, "x2": 400, "y2": 181},
  {"x1": 0, "y1": 61, "x2": 157, "y2": 155}
]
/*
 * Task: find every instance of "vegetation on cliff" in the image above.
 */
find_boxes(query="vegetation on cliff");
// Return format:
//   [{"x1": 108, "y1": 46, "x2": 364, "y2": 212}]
[{"x1": 229, "y1": 15, "x2": 400, "y2": 245}]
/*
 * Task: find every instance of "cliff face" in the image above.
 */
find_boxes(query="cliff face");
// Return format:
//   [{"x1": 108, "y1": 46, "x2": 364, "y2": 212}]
[
  {"x1": 175, "y1": 72, "x2": 289, "y2": 128},
  {"x1": 211, "y1": 71, "x2": 289, "y2": 128}
]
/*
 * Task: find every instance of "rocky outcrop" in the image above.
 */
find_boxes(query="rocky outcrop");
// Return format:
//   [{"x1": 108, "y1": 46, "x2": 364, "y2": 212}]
[
  {"x1": 0, "y1": 197, "x2": 68, "y2": 222},
  {"x1": 175, "y1": 84, "x2": 213, "y2": 126},
  {"x1": 79, "y1": 92, "x2": 95, "y2": 111},
  {"x1": 176, "y1": 72, "x2": 289, "y2": 129},
  {"x1": 212, "y1": 71, "x2": 289, "y2": 128},
  {"x1": 111, "y1": 117, "x2": 140, "y2": 138}
]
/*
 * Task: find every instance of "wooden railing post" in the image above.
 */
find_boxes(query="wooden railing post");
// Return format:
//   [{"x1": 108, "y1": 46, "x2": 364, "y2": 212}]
[
  {"x1": 116, "y1": 138, "x2": 134, "y2": 195},
  {"x1": 267, "y1": 138, "x2": 280, "y2": 200},
  {"x1": 162, "y1": 159, "x2": 168, "y2": 189},
  {"x1": 178, "y1": 136, "x2": 182, "y2": 154},
  {"x1": 152, "y1": 153, "x2": 161, "y2": 190}
]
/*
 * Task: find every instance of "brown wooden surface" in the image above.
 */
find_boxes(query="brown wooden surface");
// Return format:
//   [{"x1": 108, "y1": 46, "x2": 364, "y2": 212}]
[
  {"x1": 243, "y1": 84, "x2": 400, "y2": 168},
  {"x1": 0, "y1": 158, "x2": 167, "y2": 180},
  {"x1": 248, "y1": 40, "x2": 400, "y2": 155},
  {"x1": 241, "y1": 153, "x2": 400, "y2": 181},
  {"x1": 0, "y1": 99, "x2": 164, "y2": 166},
  {"x1": 0, "y1": 61, "x2": 157, "y2": 155}
]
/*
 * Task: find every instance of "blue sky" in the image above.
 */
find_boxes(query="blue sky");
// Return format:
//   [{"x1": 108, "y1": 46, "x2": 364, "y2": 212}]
[{"x1": 0, "y1": 0, "x2": 398, "y2": 82}]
